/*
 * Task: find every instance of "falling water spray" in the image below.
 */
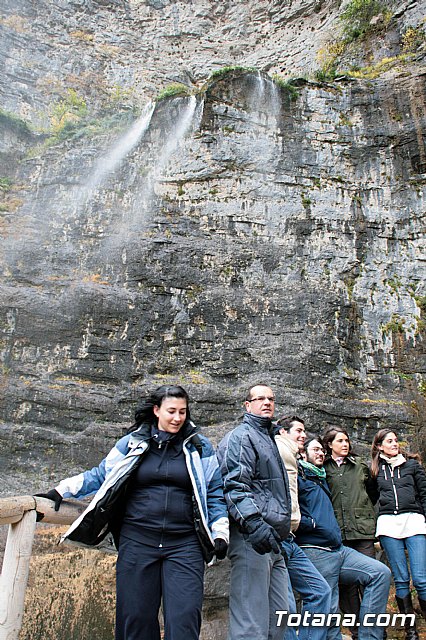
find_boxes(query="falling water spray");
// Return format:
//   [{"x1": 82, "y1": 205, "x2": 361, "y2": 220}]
[
  {"x1": 105, "y1": 94, "x2": 199, "y2": 250},
  {"x1": 76, "y1": 101, "x2": 156, "y2": 211},
  {"x1": 151, "y1": 95, "x2": 198, "y2": 180}
]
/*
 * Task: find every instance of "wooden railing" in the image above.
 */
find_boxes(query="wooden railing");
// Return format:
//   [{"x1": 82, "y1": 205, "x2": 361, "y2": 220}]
[{"x1": 0, "y1": 496, "x2": 85, "y2": 640}]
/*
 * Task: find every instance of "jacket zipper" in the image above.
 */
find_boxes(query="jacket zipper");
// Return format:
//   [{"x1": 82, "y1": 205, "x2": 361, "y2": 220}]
[
  {"x1": 158, "y1": 440, "x2": 169, "y2": 547},
  {"x1": 384, "y1": 463, "x2": 399, "y2": 512}
]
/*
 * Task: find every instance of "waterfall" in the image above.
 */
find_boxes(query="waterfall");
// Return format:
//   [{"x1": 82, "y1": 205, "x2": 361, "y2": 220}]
[
  {"x1": 78, "y1": 100, "x2": 155, "y2": 208},
  {"x1": 249, "y1": 71, "x2": 281, "y2": 125},
  {"x1": 223, "y1": 70, "x2": 282, "y2": 225},
  {"x1": 244, "y1": 72, "x2": 281, "y2": 176},
  {"x1": 107, "y1": 95, "x2": 199, "y2": 244},
  {"x1": 152, "y1": 94, "x2": 198, "y2": 179}
]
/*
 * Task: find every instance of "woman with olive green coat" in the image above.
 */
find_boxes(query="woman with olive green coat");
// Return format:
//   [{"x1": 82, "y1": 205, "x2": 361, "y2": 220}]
[
  {"x1": 323, "y1": 428, "x2": 378, "y2": 640},
  {"x1": 324, "y1": 454, "x2": 377, "y2": 542}
]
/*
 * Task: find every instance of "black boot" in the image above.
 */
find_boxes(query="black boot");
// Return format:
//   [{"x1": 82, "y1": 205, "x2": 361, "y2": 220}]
[
  {"x1": 419, "y1": 598, "x2": 426, "y2": 620},
  {"x1": 395, "y1": 594, "x2": 419, "y2": 640}
]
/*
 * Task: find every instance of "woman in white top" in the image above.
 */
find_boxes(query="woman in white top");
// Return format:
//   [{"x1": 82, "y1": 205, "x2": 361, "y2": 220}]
[{"x1": 371, "y1": 429, "x2": 426, "y2": 640}]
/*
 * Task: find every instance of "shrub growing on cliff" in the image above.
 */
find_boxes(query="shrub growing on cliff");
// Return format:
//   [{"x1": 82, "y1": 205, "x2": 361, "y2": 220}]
[
  {"x1": 314, "y1": 0, "x2": 397, "y2": 80},
  {"x1": 0, "y1": 177, "x2": 13, "y2": 192},
  {"x1": 315, "y1": 41, "x2": 346, "y2": 81},
  {"x1": 271, "y1": 75, "x2": 299, "y2": 100},
  {"x1": 345, "y1": 54, "x2": 413, "y2": 79},
  {"x1": 401, "y1": 26, "x2": 426, "y2": 53},
  {"x1": 0, "y1": 108, "x2": 32, "y2": 136},
  {"x1": 340, "y1": 0, "x2": 393, "y2": 42},
  {"x1": 50, "y1": 89, "x2": 88, "y2": 134},
  {"x1": 209, "y1": 66, "x2": 257, "y2": 81},
  {"x1": 156, "y1": 83, "x2": 190, "y2": 101}
]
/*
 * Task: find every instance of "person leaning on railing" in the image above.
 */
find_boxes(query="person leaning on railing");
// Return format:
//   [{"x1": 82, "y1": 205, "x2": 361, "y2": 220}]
[{"x1": 36, "y1": 384, "x2": 229, "y2": 640}]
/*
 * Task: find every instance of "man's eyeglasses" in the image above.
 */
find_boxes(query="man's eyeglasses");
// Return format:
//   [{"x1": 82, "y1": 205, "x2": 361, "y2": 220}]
[
  {"x1": 309, "y1": 447, "x2": 325, "y2": 453},
  {"x1": 247, "y1": 396, "x2": 275, "y2": 403}
]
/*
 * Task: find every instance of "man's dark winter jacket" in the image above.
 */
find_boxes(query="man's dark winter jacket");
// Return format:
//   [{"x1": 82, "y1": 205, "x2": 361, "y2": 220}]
[{"x1": 217, "y1": 412, "x2": 291, "y2": 540}]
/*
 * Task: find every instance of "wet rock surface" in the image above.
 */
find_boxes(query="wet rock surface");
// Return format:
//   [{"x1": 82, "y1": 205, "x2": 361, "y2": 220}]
[{"x1": 0, "y1": 67, "x2": 425, "y2": 492}]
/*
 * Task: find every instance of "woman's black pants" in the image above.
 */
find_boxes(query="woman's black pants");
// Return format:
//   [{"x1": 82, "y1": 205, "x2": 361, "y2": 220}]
[{"x1": 115, "y1": 536, "x2": 205, "y2": 640}]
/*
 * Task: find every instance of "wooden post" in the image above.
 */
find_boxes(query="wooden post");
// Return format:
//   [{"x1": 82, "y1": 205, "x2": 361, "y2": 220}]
[
  {"x1": 0, "y1": 496, "x2": 36, "y2": 527},
  {"x1": 0, "y1": 495, "x2": 86, "y2": 639},
  {"x1": 0, "y1": 508, "x2": 37, "y2": 640}
]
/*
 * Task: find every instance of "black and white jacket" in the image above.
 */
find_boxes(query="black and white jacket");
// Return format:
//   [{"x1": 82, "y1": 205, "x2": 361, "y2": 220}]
[{"x1": 376, "y1": 457, "x2": 426, "y2": 517}]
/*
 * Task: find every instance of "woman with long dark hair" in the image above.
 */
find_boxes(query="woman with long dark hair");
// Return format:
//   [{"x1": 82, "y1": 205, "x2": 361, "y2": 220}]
[
  {"x1": 36, "y1": 385, "x2": 229, "y2": 640},
  {"x1": 322, "y1": 426, "x2": 377, "y2": 638},
  {"x1": 371, "y1": 429, "x2": 426, "y2": 640}
]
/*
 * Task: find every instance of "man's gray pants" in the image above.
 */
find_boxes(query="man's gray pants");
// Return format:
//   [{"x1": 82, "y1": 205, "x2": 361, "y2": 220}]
[{"x1": 227, "y1": 525, "x2": 289, "y2": 640}]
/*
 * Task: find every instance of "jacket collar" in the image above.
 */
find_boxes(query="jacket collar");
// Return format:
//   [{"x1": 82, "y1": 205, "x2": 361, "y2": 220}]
[
  {"x1": 243, "y1": 412, "x2": 273, "y2": 434},
  {"x1": 181, "y1": 419, "x2": 199, "y2": 439},
  {"x1": 327, "y1": 454, "x2": 356, "y2": 466},
  {"x1": 132, "y1": 419, "x2": 198, "y2": 442},
  {"x1": 275, "y1": 432, "x2": 299, "y2": 456},
  {"x1": 131, "y1": 422, "x2": 151, "y2": 440}
]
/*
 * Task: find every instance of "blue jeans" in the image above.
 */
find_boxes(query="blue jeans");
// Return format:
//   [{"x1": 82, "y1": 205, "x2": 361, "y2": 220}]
[
  {"x1": 228, "y1": 525, "x2": 289, "y2": 640},
  {"x1": 282, "y1": 538, "x2": 332, "y2": 640},
  {"x1": 302, "y1": 545, "x2": 391, "y2": 640},
  {"x1": 379, "y1": 534, "x2": 426, "y2": 599}
]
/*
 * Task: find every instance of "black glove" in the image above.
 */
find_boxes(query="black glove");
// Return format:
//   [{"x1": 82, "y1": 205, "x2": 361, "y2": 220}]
[
  {"x1": 214, "y1": 538, "x2": 228, "y2": 560},
  {"x1": 34, "y1": 489, "x2": 63, "y2": 511},
  {"x1": 243, "y1": 515, "x2": 281, "y2": 555}
]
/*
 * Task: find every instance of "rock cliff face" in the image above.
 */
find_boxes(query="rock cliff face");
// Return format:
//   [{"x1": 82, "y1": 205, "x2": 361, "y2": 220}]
[
  {"x1": 0, "y1": 1, "x2": 425, "y2": 639},
  {"x1": 1, "y1": 0, "x2": 424, "y2": 125}
]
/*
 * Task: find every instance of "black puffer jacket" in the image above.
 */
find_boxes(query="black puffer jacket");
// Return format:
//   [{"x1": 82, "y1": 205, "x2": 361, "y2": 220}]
[
  {"x1": 217, "y1": 412, "x2": 291, "y2": 540},
  {"x1": 376, "y1": 457, "x2": 426, "y2": 517}
]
